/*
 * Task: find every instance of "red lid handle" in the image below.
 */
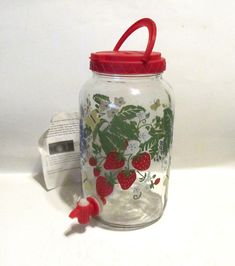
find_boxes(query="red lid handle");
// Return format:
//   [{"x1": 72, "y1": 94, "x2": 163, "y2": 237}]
[{"x1": 113, "y1": 18, "x2": 157, "y2": 62}]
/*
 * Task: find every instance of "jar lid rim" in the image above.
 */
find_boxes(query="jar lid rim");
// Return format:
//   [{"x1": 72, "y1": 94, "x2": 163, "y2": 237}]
[{"x1": 90, "y1": 50, "x2": 166, "y2": 74}]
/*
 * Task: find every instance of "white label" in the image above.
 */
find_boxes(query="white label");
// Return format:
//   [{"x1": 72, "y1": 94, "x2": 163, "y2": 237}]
[{"x1": 38, "y1": 112, "x2": 81, "y2": 190}]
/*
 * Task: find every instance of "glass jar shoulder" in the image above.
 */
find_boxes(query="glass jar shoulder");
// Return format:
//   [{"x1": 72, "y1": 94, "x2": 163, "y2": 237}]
[{"x1": 80, "y1": 74, "x2": 174, "y2": 110}]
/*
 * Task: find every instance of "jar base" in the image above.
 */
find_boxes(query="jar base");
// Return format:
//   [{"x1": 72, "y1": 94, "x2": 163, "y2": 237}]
[
  {"x1": 94, "y1": 212, "x2": 164, "y2": 230},
  {"x1": 94, "y1": 190, "x2": 165, "y2": 230}
]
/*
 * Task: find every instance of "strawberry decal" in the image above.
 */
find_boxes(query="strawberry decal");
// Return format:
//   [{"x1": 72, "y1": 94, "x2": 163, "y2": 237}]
[
  {"x1": 89, "y1": 157, "x2": 97, "y2": 166},
  {"x1": 96, "y1": 175, "x2": 116, "y2": 199},
  {"x1": 132, "y1": 152, "x2": 151, "y2": 171},
  {"x1": 117, "y1": 170, "x2": 136, "y2": 190},
  {"x1": 154, "y1": 177, "x2": 160, "y2": 185},
  {"x1": 93, "y1": 167, "x2": 101, "y2": 177},
  {"x1": 80, "y1": 93, "x2": 174, "y2": 202},
  {"x1": 104, "y1": 151, "x2": 125, "y2": 170}
]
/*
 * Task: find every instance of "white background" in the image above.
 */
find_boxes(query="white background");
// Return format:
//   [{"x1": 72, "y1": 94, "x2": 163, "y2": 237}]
[
  {"x1": 0, "y1": 1, "x2": 235, "y2": 266},
  {"x1": 1, "y1": 0, "x2": 235, "y2": 172}
]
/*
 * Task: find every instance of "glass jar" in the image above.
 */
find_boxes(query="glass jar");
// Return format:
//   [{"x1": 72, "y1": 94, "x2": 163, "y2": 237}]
[{"x1": 70, "y1": 18, "x2": 174, "y2": 229}]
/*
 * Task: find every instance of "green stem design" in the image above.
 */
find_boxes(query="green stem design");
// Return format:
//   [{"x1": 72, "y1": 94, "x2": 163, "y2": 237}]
[
  {"x1": 137, "y1": 170, "x2": 147, "y2": 182},
  {"x1": 126, "y1": 154, "x2": 132, "y2": 171},
  {"x1": 97, "y1": 157, "x2": 105, "y2": 167},
  {"x1": 138, "y1": 123, "x2": 153, "y2": 129},
  {"x1": 123, "y1": 153, "x2": 132, "y2": 157},
  {"x1": 137, "y1": 118, "x2": 146, "y2": 129}
]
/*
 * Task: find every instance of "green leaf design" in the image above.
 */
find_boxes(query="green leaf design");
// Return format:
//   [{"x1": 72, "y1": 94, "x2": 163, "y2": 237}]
[
  {"x1": 109, "y1": 115, "x2": 139, "y2": 140},
  {"x1": 105, "y1": 172, "x2": 117, "y2": 185},
  {"x1": 161, "y1": 108, "x2": 174, "y2": 157},
  {"x1": 145, "y1": 112, "x2": 150, "y2": 119},
  {"x1": 93, "y1": 94, "x2": 110, "y2": 104},
  {"x1": 92, "y1": 143, "x2": 101, "y2": 155},
  {"x1": 140, "y1": 135, "x2": 163, "y2": 159},
  {"x1": 92, "y1": 119, "x2": 107, "y2": 141},
  {"x1": 89, "y1": 93, "x2": 174, "y2": 162},
  {"x1": 117, "y1": 105, "x2": 146, "y2": 120},
  {"x1": 98, "y1": 130, "x2": 116, "y2": 155},
  {"x1": 97, "y1": 129, "x2": 126, "y2": 154},
  {"x1": 130, "y1": 121, "x2": 138, "y2": 128},
  {"x1": 149, "y1": 127, "x2": 159, "y2": 137},
  {"x1": 106, "y1": 132, "x2": 126, "y2": 152},
  {"x1": 152, "y1": 116, "x2": 161, "y2": 129},
  {"x1": 141, "y1": 107, "x2": 173, "y2": 158}
]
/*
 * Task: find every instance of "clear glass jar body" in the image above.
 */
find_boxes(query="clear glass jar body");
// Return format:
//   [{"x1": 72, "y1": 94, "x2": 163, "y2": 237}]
[{"x1": 79, "y1": 72, "x2": 174, "y2": 229}]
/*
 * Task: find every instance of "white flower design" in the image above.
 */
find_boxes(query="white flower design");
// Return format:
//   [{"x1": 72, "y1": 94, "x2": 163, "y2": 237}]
[
  {"x1": 139, "y1": 128, "x2": 151, "y2": 143},
  {"x1": 136, "y1": 111, "x2": 147, "y2": 121},
  {"x1": 99, "y1": 99, "x2": 110, "y2": 111},
  {"x1": 125, "y1": 140, "x2": 140, "y2": 155},
  {"x1": 114, "y1": 97, "x2": 126, "y2": 107}
]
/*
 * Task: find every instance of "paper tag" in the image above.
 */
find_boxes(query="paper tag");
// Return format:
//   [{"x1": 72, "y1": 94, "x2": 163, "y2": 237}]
[{"x1": 38, "y1": 112, "x2": 81, "y2": 190}]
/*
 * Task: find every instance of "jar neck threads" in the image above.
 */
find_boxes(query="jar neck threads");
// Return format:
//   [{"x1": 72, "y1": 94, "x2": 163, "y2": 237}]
[{"x1": 92, "y1": 72, "x2": 162, "y2": 82}]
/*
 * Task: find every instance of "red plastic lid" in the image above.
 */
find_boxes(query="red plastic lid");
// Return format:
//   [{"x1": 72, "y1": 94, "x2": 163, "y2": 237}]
[{"x1": 90, "y1": 18, "x2": 166, "y2": 75}]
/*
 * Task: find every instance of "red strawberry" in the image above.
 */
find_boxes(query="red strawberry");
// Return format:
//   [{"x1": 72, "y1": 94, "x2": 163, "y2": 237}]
[
  {"x1": 104, "y1": 152, "x2": 125, "y2": 170},
  {"x1": 132, "y1": 152, "x2": 151, "y2": 171},
  {"x1": 89, "y1": 157, "x2": 97, "y2": 166},
  {"x1": 93, "y1": 167, "x2": 101, "y2": 177},
  {"x1": 96, "y1": 176, "x2": 114, "y2": 198},
  {"x1": 117, "y1": 170, "x2": 136, "y2": 190},
  {"x1": 154, "y1": 178, "x2": 161, "y2": 185}
]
